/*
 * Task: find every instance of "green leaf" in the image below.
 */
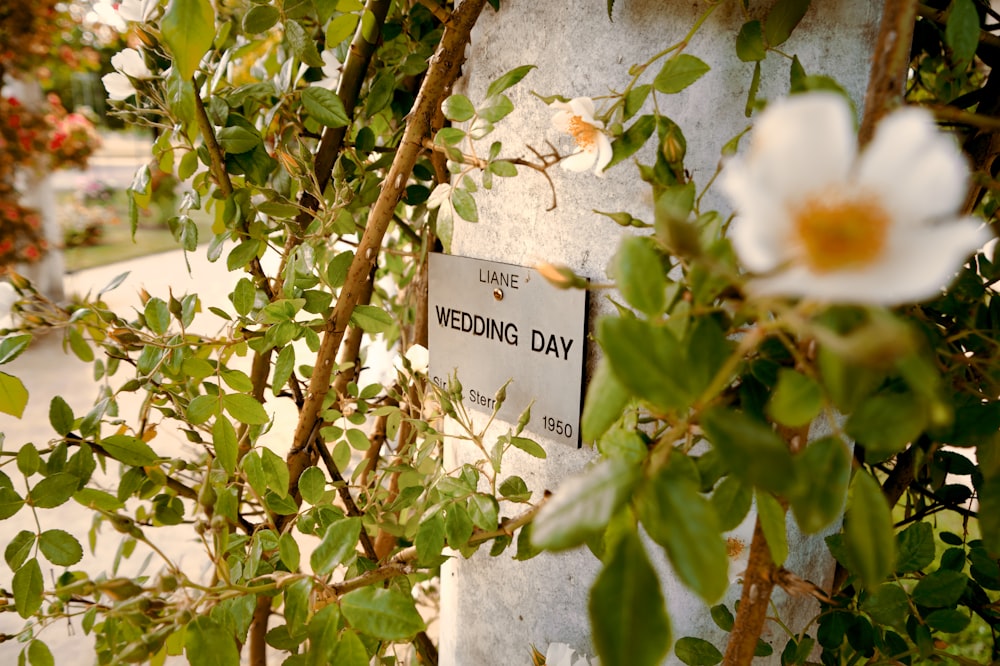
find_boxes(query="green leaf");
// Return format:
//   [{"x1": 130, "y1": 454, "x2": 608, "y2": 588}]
[
  {"x1": 222, "y1": 393, "x2": 269, "y2": 425},
  {"x1": 340, "y1": 587, "x2": 426, "y2": 641},
  {"x1": 581, "y1": 357, "x2": 630, "y2": 443},
  {"x1": 767, "y1": 369, "x2": 822, "y2": 428},
  {"x1": 232, "y1": 278, "x2": 256, "y2": 316},
  {"x1": 895, "y1": 522, "x2": 935, "y2": 573},
  {"x1": 477, "y1": 94, "x2": 514, "y2": 123},
  {"x1": 756, "y1": 491, "x2": 787, "y2": 567},
  {"x1": 611, "y1": 236, "x2": 666, "y2": 316},
  {"x1": 736, "y1": 20, "x2": 766, "y2": 61},
  {"x1": 301, "y1": 87, "x2": 349, "y2": 128},
  {"x1": 485, "y1": 65, "x2": 535, "y2": 98},
  {"x1": 638, "y1": 462, "x2": 729, "y2": 603},
  {"x1": 925, "y1": 608, "x2": 971, "y2": 633},
  {"x1": 162, "y1": 0, "x2": 215, "y2": 80},
  {"x1": 499, "y1": 476, "x2": 531, "y2": 502},
  {"x1": 675, "y1": 637, "x2": 723, "y2": 666},
  {"x1": 217, "y1": 126, "x2": 261, "y2": 154},
  {"x1": 185, "y1": 615, "x2": 240, "y2": 666},
  {"x1": 597, "y1": 317, "x2": 690, "y2": 413},
  {"x1": 5, "y1": 530, "x2": 34, "y2": 570},
  {"x1": 468, "y1": 493, "x2": 499, "y2": 530},
  {"x1": 441, "y1": 94, "x2": 475, "y2": 122},
  {"x1": 278, "y1": 532, "x2": 300, "y2": 571},
  {"x1": 788, "y1": 436, "x2": 850, "y2": 534},
  {"x1": 350, "y1": 305, "x2": 393, "y2": 333},
  {"x1": 261, "y1": 447, "x2": 289, "y2": 496},
  {"x1": 38, "y1": 529, "x2": 83, "y2": 566},
  {"x1": 912, "y1": 569, "x2": 968, "y2": 608},
  {"x1": 187, "y1": 394, "x2": 219, "y2": 425},
  {"x1": 532, "y1": 458, "x2": 640, "y2": 550},
  {"x1": 861, "y1": 583, "x2": 909, "y2": 629},
  {"x1": 285, "y1": 19, "x2": 325, "y2": 67},
  {"x1": 212, "y1": 418, "x2": 238, "y2": 475},
  {"x1": 445, "y1": 503, "x2": 474, "y2": 548},
  {"x1": 607, "y1": 114, "x2": 656, "y2": 170},
  {"x1": 326, "y1": 13, "x2": 359, "y2": 47},
  {"x1": 653, "y1": 54, "x2": 710, "y2": 94},
  {"x1": 328, "y1": 629, "x2": 367, "y2": 666},
  {"x1": 299, "y1": 466, "x2": 326, "y2": 504},
  {"x1": 13, "y1": 557, "x2": 43, "y2": 618},
  {"x1": 589, "y1": 530, "x2": 670, "y2": 666},
  {"x1": 415, "y1": 513, "x2": 446, "y2": 565},
  {"x1": 710, "y1": 604, "x2": 734, "y2": 632},
  {"x1": 26, "y1": 639, "x2": 54, "y2": 666},
  {"x1": 711, "y1": 476, "x2": 752, "y2": 532},
  {"x1": 764, "y1": 0, "x2": 811, "y2": 47},
  {"x1": 243, "y1": 4, "x2": 280, "y2": 33},
  {"x1": 0, "y1": 486, "x2": 25, "y2": 519},
  {"x1": 144, "y1": 297, "x2": 171, "y2": 335},
  {"x1": 846, "y1": 392, "x2": 927, "y2": 462},
  {"x1": 100, "y1": 434, "x2": 159, "y2": 467},
  {"x1": 946, "y1": 0, "x2": 980, "y2": 64},
  {"x1": 844, "y1": 472, "x2": 896, "y2": 589},
  {"x1": 48, "y1": 396, "x2": 74, "y2": 436},
  {"x1": 701, "y1": 407, "x2": 796, "y2": 495},
  {"x1": 0, "y1": 371, "x2": 28, "y2": 418},
  {"x1": 311, "y1": 517, "x2": 361, "y2": 575},
  {"x1": 28, "y1": 473, "x2": 79, "y2": 509},
  {"x1": 451, "y1": 187, "x2": 479, "y2": 223},
  {"x1": 0, "y1": 333, "x2": 31, "y2": 365},
  {"x1": 508, "y1": 436, "x2": 546, "y2": 459}
]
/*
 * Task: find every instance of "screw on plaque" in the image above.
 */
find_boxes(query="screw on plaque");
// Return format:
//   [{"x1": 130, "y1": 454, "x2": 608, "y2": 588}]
[{"x1": 493, "y1": 288, "x2": 503, "y2": 301}]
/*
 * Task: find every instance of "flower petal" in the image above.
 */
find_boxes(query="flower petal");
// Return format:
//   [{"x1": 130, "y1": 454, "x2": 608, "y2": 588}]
[
  {"x1": 748, "y1": 220, "x2": 988, "y2": 305},
  {"x1": 745, "y1": 93, "x2": 856, "y2": 207},
  {"x1": 857, "y1": 107, "x2": 968, "y2": 224},
  {"x1": 593, "y1": 134, "x2": 613, "y2": 175},
  {"x1": 721, "y1": 157, "x2": 795, "y2": 272},
  {"x1": 102, "y1": 72, "x2": 137, "y2": 101},
  {"x1": 551, "y1": 109, "x2": 574, "y2": 134},
  {"x1": 567, "y1": 97, "x2": 597, "y2": 122},
  {"x1": 111, "y1": 48, "x2": 153, "y2": 79},
  {"x1": 561, "y1": 150, "x2": 597, "y2": 172}
]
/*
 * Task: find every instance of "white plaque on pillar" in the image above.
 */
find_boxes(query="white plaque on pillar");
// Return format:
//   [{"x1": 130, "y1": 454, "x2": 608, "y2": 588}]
[{"x1": 428, "y1": 253, "x2": 587, "y2": 447}]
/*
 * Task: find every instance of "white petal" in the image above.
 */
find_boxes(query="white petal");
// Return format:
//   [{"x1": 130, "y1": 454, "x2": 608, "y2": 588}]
[
  {"x1": 721, "y1": 157, "x2": 795, "y2": 272},
  {"x1": 102, "y1": 72, "x2": 137, "y2": 100},
  {"x1": 551, "y1": 109, "x2": 574, "y2": 134},
  {"x1": 593, "y1": 134, "x2": 613, "y2": 175},
  {"x1": 567, "y1": 97, "x2": 596, "y2": 122},
  {"x1": 748, "y1": 219, "x2": 988, "y2": 304},
  {"x1": 745, "y1": 93, "x2": 856, "y2": 207},
  {"x1": 544, "y1": 643, "x2": 575, "y2": 666},
  {"x1": 111, "y1": 48, "x2": 153, "y2": 79},
  {"x1": 561, "y1": 150, "x2": 597, "y2": 172},
  {"x1": 857, "y1": 108, "x2": 968, "y2": 224},
  {"x1": 404, "y1": 344, "x2": 429, "y2": 374},
  {"x1": 118, "y1": 0, "x2": 157, "y2": 22}
]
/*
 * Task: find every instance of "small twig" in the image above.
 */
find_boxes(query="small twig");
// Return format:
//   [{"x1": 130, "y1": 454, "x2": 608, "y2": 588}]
[{"x1": 860, "y1": 0, "x2": 919, "y2": 146}]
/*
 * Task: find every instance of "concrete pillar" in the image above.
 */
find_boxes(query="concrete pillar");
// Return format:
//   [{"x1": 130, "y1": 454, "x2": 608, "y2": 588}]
[{"x1": 440, "y1": 2, "x2": 884, "y2": 664}]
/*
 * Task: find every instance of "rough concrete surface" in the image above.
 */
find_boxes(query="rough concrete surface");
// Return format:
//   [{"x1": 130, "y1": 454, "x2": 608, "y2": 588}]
[{"x1": 440, "y1": 2, "x2": 883, "y2": 664}]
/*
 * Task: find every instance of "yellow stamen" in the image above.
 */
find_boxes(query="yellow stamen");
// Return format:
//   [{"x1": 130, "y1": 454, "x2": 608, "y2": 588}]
[
  {"x1": 793, "y1": 191, "x2": 890, "y2": 272},
  {"x1": 726, "y1": 537, "x2": 745, "y2": 559},
  {"x1": 568, "y1": 115, "x2": 599, "y2": 151}
]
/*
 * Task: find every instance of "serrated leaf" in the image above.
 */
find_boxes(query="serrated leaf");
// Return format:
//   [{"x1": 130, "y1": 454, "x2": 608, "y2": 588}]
[
  {"x1": 788, "y1": 436, "x2": 850, "y2": 534},
  {"x1": 222, "y1": 393, "x2": 269, "y2": 425},
  {"x1": 653, "y1": 54, "x2": 710, "y2": 94},
  {"x1": 532, "y1": 458, "x2": 640, "y2": 550},
  {"x1": 29, "y1": 473, "x2": 80, "y2": 509},
  {"x1": 340, "y1": 587, "x2": 426, "y2": 640},
  {"x1": 326, "y1": 13, "x2": 358, "y2": 47},
  {"x1": 212, "y1": 418, "x2": 238, "y2": 475},
  {"x1": 861, "y1": 583, "x2": 909, "y2": 629},
  {"x1": 100, "y1": 434, "x2": 159, "y2": 467},
  {"x1": 485, "y1": 65, "x2": 535, "y2": 98},
  {"x1": 756, "y1": 491, "x2": 788, "y2": 567},
  {"x1": 285, "y1": 19, "x2": 325, "y2": 67},
  {"x1": 38, "y1": 529, "x2": 83, "y2": 566},
  {"x1": 162, "y1": 0, "x2": 215, "y2": 80},
  {"x1": 675, "y1": 637, "x2": 723, "y2": 666},
  {"x1": 5, "y1": 530, "x2": 34, "y2": 570},
  {"x1": 509, "y1": 437, "x2": 546, "y2": 459},
  {"x1": 13, "y1": 557, "x2": 43, "y2": 618},
  {"x1": 607, "y1": 114, "x2": 656, "y2": 170},
  {"x1": 49, "y1": 395, "x2": 75, "y2": 435},
  {"x1": 912, "y1": 569, "x2": 967, "y2": 608},
  {"x1": 611, "y1": 235, "x2": 666, "y2": 316},
  {"x1": 701, "y1": 407, "x2": 796, "y2": 495},
  {"x1": 711, "y1": 476, "x2": 752, "y2": 532},
  {"x1": 597, "y1": 317, "x2": 690, "y2": 413},
  {"x1": 217, "y1": 126, "x2": 261, "y2": 154},
  {"x1": 581, "y1": 357, "x2": 630, "y2": 443},
  {"x1": 946, "y1": 0, "x2": 979, "y2": 64},
  {"x1": 925, "y1": 608, "x2": 971, "y2": 633},
  {"x1": 896, "y1": 522, "x2": 936, "y2": 573},
  {"x1": 243, "y1": 4, "x2": 280, "y2": 33},
  {"x1": 451, "y1": 187, "x2": 478, "y2": 223},
  {"x1": 590, "y1": 530, "x2": 670, "y2": 666},
  {"x1": 638, "y1": 461, "x2": 729, "y2": 603},
  {"x1": 736, "y1": 20, "x2": 766, "y2": 61},
  {"x1": 764, "y1": 0, "x2": 811, "y2": 47},
  {"x1": 26, "y1": 640, "x2": 54, "y2": 666},
  {"x1": 311, "y1": 518, "x2": 361, "y2": 575},
  {"x1": 441, "y1": 94, "x2": 475, "y2": 122},
  {"x1": 0, "y1": 333, "x2": 31, "y2": 365},
  {"x1": 0, "y1": 371, "x2": 28, "y2": 418},
  {"x1": 846, "y1": 392, "x2": 927, "y2": 462},
  {"x1": 0, "y1": 486, "x2": 24, "y2": 519},
  {"x1": 185, "y1": 616, "x2": 240, "y2": 666},
  {"x1": 349, "y1": 304, "x2": 393, "y2": 333},
  {"x1": 301, "y1": 87, "x2": 349, "y2": 128},
  {"x1": 298, "y1": 466, "x2": 326, "y2": 504},
  {"x1": 844, "y1": 472, "x2": 896, "y2": 589},
  {"x1": 767, "y1": 369, "x2": 822, "y2": 428}
]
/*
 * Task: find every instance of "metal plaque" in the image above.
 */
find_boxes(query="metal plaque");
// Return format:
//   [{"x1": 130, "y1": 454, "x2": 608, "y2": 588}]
[{"x1": 428, "y1": 253, "x2": 587, "y2": 448}]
